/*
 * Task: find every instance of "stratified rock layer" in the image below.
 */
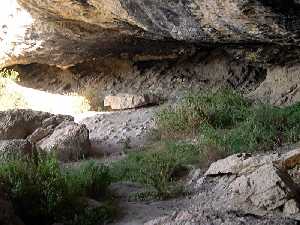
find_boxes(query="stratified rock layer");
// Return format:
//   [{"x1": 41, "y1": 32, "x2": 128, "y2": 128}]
[{"x1": 1, "y1": 0, "x2": 300, "y2": 67}]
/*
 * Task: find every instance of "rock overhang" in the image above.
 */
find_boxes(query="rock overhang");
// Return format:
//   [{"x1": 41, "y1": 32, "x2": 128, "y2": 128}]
[{"x1": 1, "y1": 0, "x2": 300, "y2": 68}]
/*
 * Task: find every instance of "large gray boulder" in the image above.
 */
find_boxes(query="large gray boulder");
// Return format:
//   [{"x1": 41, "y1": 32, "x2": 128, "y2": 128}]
[
  {"x1": 0, "y1": 109, "x2": 89, "y2": 161},
  {"x1": 148, "y1": 149, "x2": 300, "y2": 225},
  {"x1": 36, "y1": 121, "x2": 90, "y2": 162},
  {"x1": 0, "y1": 109, "x2": 72, "y2": 140},
  {"x1": 1, "y1": 0, "x2": 300, "y2": 68},
  {"x1": 0, "y1": 139, "x2": 32, "y2": 160},
  {"x1": 0, "y1": 109, "x2": 51, "y2": 140}
]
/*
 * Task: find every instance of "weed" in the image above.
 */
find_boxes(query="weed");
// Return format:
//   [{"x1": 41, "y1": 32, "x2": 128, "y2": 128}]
[
  {"x1": 110, "y1": 142, "x2": 200, "y2": 199},
  {"x1": 0, "y1": 154, "x2": 114, "y2": 225},
  {"x1": 156, "y1": 89, "x2": 250, "y2": 138},
  {"x1": 0, "y1": 69, "x2": 20, "y2": 81},
  {"x1": 158, "y1": 89, "x2": 300, "y2": 155}
]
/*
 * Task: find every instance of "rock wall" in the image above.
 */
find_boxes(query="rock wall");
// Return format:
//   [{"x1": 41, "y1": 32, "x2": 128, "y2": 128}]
[{"x1": 1, "y1": 0, "x2": 300, "y2": 68}]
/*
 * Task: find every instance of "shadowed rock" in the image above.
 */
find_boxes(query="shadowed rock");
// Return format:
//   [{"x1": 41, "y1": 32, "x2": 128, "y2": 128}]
[{"x1": 1, "y1": 0, "x2": 300, "y2": 67}]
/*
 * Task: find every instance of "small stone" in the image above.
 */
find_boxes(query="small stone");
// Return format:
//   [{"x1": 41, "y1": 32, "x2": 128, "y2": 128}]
[{"x1": 280, "y1": 148, "x2": 300, "y2": 170}]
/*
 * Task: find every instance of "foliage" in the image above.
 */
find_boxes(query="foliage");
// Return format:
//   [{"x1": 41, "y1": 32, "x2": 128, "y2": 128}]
[
  {"x1": 0, "y1": 69, "x2": 20, "y2": 81},
  {"x1": 157, "y1": 89, "x2": 300, "y2": 155},
  {"x1": 0, "y1": 154, "x2": 113, "y2": 225},
  {"x1": 156, "y1": 89, "x2": 250, "y2": 137},
  {"x1": 110, "y1": 142, "x2": 199, "y2": 199}
]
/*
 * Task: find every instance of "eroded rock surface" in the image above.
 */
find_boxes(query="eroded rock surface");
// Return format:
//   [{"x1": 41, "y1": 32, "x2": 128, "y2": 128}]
[
  {"x1": 78, "y1": 107, "x2": 156, "y2": 156},
  {"x1": 146, "y1": 149, "x2": 300, "y2": 225},
  {"x1": 0, "y1": 139, "x2": 32, "y2": 160},
  {"x1": 2, "y1": 0, "x2": 300, "y2": 67},
  {"x1": 249, "y1": 65, "x2": 300, "y2": 105},
  {"x1": 0, "y1": 109, "x2": 51, "y2": 140},
  {"x1": 36, "y1": 121, "x2": 90, "y2": 162},
  {"x1": 0, "y1": 109, "x2": 90, "y2": 161}
]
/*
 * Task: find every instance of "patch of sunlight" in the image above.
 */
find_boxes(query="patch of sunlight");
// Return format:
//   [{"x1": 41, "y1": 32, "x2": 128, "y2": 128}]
[
  {"x1": 0, "y1": 0, "x2": 43, "y2": 66},
  {"x1": 0, "y1": 78, "x2": 91, "y2": 116}
]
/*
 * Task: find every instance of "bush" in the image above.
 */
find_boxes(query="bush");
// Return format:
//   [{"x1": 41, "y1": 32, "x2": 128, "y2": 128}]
[
  {"x1": 157, "y1": 89, "x2": 300, "y2": 155},
  {"x1": 110, "y1": 142, "x2": 199, "y2": 199},
  {"x1": 0, "y1": 154, "x2": 113, "y2": 225},
  {"x1": 156, "y1": 89, "x2": 250, "y2": 138}
]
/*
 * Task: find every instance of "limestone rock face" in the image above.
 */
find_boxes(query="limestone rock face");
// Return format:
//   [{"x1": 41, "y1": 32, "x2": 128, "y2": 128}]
[
  {"x1": 150, "y1": 149, "x2": 300, "y2": 225},
  {"x1": 248, "y1": 65, "x2": 300, "y2": 105},
  {"x1": 1, "y1": 0, "x2": 300, "y2": 67}
]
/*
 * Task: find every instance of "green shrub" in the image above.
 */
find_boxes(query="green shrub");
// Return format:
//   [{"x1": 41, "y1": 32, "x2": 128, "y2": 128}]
[
  {"x1": 65, "y1": 160, "x2": 111, "y2": 199},
  {"x1": 156, "y1": 89, "x2": 250, "y2": 138},
  {"x1": 0, "y1": 154, "x2": 113, "y2": 225},
  {"x1": 110, "y1": 142, "x2": 199, "y2": 199},
  {"x1": 157, "y1": 89, "x2": 300, "y2": 155}
]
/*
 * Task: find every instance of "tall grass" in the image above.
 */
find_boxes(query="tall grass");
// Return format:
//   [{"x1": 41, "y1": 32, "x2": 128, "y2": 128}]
[
  {"x1": 157, "y1": 89, "x2": 300, "y2": 154},
  {"x1": 0, "y1": 154, "x2": 114, "y2": 225},
  {"x1": 110, "y1": 142, "x2": 199, "y2": 199}
]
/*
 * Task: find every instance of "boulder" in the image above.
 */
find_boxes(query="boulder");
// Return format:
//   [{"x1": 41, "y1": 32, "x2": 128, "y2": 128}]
[
  {"x1": 2, "y1": 0, "x2": 300, "y2": 68},
  {"x1": 205, "y1": 152, "x2": 300, "y2": 212},
  {"x1": 0, "y1": 109, "x2": 51, "y2": 140},
  {"x1": 0, "y1": 109, "x2": 73, "y2": 140},
  {"x1": 152, "y1": 149, "x2": 300, "y2": 225},
  {"x1": 0, "y1": 109, "x2": 88, "y2": 161},
  {"x1": 205, "y1": 153, "x2": 280, "y2": 176},
  {"x1": 0, "y1": 139, "x2": 32, "y2": 160},
  {"x1": 104, "y1": 93, "x2": 159, "y2": 110},
  {"x1": 230, "y1": 163, "x2": 299, "y2": 210},
  {"x1": 36, "y1": 121, "x2": 90, "y2": 161}
]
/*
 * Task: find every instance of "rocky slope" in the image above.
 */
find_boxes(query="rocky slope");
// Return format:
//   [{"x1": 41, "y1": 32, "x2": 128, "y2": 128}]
[
  {"x1": 1, "y1": 0, "x2": 300, "y2": 68},
  {"x1": 146, "y1": 150, "x2": 300, "y2": 225}
]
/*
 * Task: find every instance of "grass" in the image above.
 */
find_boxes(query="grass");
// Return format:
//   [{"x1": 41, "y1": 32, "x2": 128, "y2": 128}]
[
  {"x1": 157, "y1": 89, "x2": 300, "y2": 155},
  {"x1": 114, "y1": 89, "x2": 300, "y2": 198},
  {"x1": 0, "y1": 153, "x2": 114, "y2": 225},
  {"x1": 2, "y1": 88, "x2": 300, "y2": 223},
  {"x1": 156, "y1": 90, "x2": 250, "y2": 138},
  {"x1": 0, "y1": 69, "x2": 20, "y2": 81},
  {"x1": 110, "y1": 142, "x2": 200, "y2": 199},
  {"x1": 109, "y1": 89, "x2": 300, "y2": 199}
]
